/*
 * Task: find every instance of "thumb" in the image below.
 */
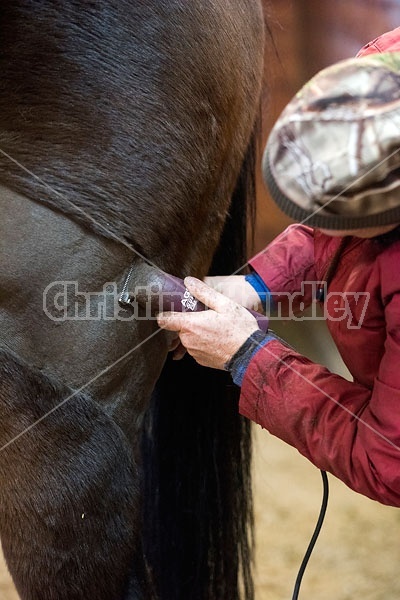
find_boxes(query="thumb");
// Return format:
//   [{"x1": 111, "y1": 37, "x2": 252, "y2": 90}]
[{"x1": 184, "y1": 276, "x2": 239, "y2": 313}]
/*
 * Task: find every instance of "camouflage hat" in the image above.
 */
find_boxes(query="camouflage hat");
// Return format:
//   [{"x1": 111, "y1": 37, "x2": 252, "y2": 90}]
[{"x1": 263, "y1": 52, "x2": 400, "y2": 229}]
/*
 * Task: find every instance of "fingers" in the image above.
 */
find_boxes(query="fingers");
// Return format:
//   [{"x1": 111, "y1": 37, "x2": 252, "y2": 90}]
[
  {"x1": 157, "y1": 308, "x2": 218, "y2": 335},
  {"x1": 172, "y1": 342, "x2": 187, "y2": 361},
  {"x1": 203, "y1": 275, "x2": 233, "y2": 291},
  {"x1": 156, "y1": 293, "x2": 260, "y2": 371},
  {"x1": 157, "y1": 311, "x2": 187, "y2": 331},
  {"x1": 203, "y1": 275, "x2": 263, "y2": 311},
  {"x1": 184, "y1": 276, "x2": 239, "y2": 313},
  {"x1": 156, "y1": 277, "x2": 261, "y2": 371}
]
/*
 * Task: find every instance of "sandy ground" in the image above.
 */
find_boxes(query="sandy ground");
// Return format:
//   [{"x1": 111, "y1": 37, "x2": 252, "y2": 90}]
[{"x1": 253, "y1": 429, "x2": 400, "y2": 600}]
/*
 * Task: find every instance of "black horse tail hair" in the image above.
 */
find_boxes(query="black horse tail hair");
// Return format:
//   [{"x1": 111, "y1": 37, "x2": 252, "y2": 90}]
[{"x1": 141, "y1": 122, "x2": 260, "y2": 600}]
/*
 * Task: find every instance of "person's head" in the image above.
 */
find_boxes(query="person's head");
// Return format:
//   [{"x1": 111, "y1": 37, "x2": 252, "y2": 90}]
[{"x1": 263, "y1": 28, "x2": 400, "y2": 236}]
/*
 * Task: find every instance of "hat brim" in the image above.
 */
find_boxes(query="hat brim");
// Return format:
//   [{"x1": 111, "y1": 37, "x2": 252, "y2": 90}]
[{"x1": 263, "y1": 147, "x2": 400, "y2": 230}]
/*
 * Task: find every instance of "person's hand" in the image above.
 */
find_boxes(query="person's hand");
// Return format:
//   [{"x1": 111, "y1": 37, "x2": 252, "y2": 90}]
[
  {"x1": 157, "y1": 277, "x2": 260, "y2": 370},
  {"x1": 165, "y1": 333, "x2": 187, "y2": 361},
  {"x1": 204, "y1": 275, "x2": 263, "y2": 312}
]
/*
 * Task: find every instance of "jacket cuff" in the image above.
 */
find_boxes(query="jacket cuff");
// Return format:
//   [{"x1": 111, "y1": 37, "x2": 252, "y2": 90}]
[{"x1": 224, "y1": 330, "x2": 274, "y2": 386}]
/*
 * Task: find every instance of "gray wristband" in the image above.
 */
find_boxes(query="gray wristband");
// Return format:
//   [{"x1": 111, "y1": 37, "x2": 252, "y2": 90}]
[{"x1": 225, "y1": 330, "x2": 272, "y2": 386}]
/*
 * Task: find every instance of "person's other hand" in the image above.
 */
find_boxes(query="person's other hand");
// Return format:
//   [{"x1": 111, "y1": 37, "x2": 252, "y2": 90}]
[
  {"x1": 204, "y1": 275, "x2": 263, "y2": 311},
  {"x1": 157, "y1": 277, "x2": 260, "y2": 370}
]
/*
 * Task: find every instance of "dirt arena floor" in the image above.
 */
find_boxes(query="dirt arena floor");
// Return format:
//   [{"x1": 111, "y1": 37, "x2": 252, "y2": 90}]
[{"x1": 253, "y1": 429, "x2": 400, "y2": 600}]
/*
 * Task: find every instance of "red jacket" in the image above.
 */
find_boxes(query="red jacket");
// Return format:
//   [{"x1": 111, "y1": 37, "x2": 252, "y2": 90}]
[{"x1": 242, "y1": 226, "x2": 400, "y2": 506}]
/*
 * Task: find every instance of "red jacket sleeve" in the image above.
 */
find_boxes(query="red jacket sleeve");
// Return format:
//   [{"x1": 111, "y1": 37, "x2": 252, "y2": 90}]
[
  {"x1": 249, "y1": 224, "x2": 317, "y2": 313},
  {"x1": 239, "y1": 251, "x2": 400, "y2": 507}
]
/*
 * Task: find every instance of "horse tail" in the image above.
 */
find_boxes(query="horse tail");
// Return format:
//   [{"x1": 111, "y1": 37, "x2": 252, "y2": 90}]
[{"x1": 141, "y1": 123, "x2": 259, "y2": 600}]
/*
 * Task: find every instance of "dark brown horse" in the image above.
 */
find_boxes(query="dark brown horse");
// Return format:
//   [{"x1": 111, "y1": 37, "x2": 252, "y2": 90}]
[{"x1": 0, "y1": 2, "x2": 265, "y2": 599}]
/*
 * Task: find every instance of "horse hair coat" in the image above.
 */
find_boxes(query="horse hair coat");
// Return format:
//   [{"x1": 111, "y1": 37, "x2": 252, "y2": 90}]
[{"x1": 0, "y1": 2, "x2": 265, "y2": 598}]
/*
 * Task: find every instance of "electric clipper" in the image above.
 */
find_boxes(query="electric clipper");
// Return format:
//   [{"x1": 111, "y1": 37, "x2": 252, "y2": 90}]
[{"x1": 118, "y1": 263, "x2": 269, "y2": 332}]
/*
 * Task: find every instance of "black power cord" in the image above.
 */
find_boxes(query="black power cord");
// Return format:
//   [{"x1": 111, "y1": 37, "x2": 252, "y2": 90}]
[{"x1": 291, "y1": 470, "x2": 329, "y2": 600}]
